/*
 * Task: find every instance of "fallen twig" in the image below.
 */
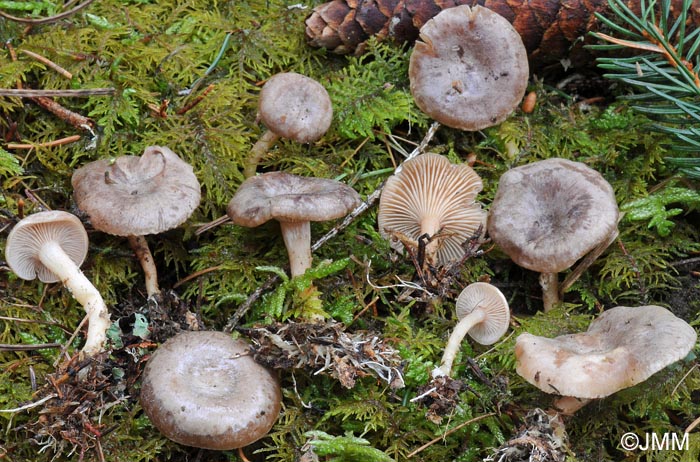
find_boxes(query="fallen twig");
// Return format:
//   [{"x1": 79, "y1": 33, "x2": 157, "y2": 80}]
[
  {"x1": 7, "y1": 134, "x2": 82, "y2": 150},
  {"x1": 0, "y1": 342, "x2": 62, "y2": 351},
  {"x1": 0, "y1": 393, "x2": 58, "y2": 413},
  {"x1": 0, "y1": 88, "x2": 116, "y2": 98},
  {"x1": 0, "y1": 0, "x2": 96, "y2": 25},
  {"x1": 406, "y1": 412, "x2": 497, "y2": 458},
  {"x1": 20, "y1": 49, "x2": 73, "y2": 80},
  {"x1": 30, "y1": 96, "x2": 95, "y2": 130},
  {"x1": 176, "y1": 83, "x2": 216, "y2": 115}
]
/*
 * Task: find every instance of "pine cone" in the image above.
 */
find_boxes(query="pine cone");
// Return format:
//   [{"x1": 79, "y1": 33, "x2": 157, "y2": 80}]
[{"x1": 305, "y1": 0, "x2": 700, "y2": 73}]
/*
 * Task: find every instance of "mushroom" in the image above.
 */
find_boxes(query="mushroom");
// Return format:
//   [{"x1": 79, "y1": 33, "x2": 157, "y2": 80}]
[
  {"x1": 433, "y1": 282, "x2": 510, "y2": 378},
  {"x1": 72, "y1": 146, "x2": 201, "y2": 298},
  {"x1": 487, "y1": 158, "x2": 619, "y2": 311},
  {"x1": 408, "y1": 5, "x2": 529, "y2": 130},
  {"x1": 515, "y1": 305, "x2": 697, "y2": 414},
  {"x1": 140, "y1": 331, "x2": 281, "y2": 450},
  {"x1": 244, "y1": 72, "x2": 333, "y2": 178},
  {"x1": 227, "y1": 171, "x2": 361, "y2": 277},
  {"x1": 377, "y1": 153, "x2": 486, "y2": 267},
  {"x1": 4, "y1": 210, "x2": 111, "y2": 356}
]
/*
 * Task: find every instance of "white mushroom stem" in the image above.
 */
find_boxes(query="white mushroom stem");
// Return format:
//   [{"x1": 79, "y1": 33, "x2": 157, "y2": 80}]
[
  {"x1": 128, "y1": 235, "x2": 159, "y2": 297},
  {"x1": 38, "y1": 241, "x2": 111, "y2": 356},
  {"x1": 540, "y1": 272, "x2": 559, "y2": 312},
  {"x1": 552, "y1": 396, "x2": 592, "y2": 415},
  {"x1": 420, "y1": 214, "x2": 442, "y2": 265},
  {"x1": 432, "y1": 307, "x2": 486, "y2": 378},
  {"x1": 279, "y1": 220, "x2": 312, "y2": 278},
  {"x1": 244, "y1": 130, "x2": 280, "y2": 178}
]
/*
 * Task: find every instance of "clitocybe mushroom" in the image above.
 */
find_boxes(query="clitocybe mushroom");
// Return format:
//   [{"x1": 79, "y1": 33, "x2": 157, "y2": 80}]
[
  {"x1": 5, "y1": 210, "x2": 111, "y2": 356},
  {"x1": 433, "y1": 282, "x2": 510, "y2": 378},
  {"x1": 72, "y1": 146, "x2": 201, "y2": 298},
  {"x1": 227, "y1": 171, "x2": 361, "y2": 277},
  {"x1": 140, "y1": 331, "x2": 281, "y2": 450},
  {"x1": 244, "y1": 72, "x2": 333, "y2": 178},
  {"x1": 487, "y1": 158, "x2": 619, "y2": 311},
  {"x1": 409, "y1": 5, "x2": 529, "y2": 131},
  {"x1": 378, "y1": 153, "x2": 486, "y2": 267},
  {"x1": 515, "y1": 305, "x2": 697, "y2": 414}
]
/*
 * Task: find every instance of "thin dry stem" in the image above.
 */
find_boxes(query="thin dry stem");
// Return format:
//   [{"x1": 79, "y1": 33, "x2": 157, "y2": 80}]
[
  {"x1": 7, "y1": 135, "x2": 82, "y2": 150},
  {"x1": 20, "y1": 49, "x2": 73, "y2": 79},
  {"x1": 0, "y1": 88, "x2": 115, "y2": 97},
  {"x1": 0, "y1": 0, "x2": 96, "y2": 24},
  {"x1": 406, "y1": 412, "x2": 497, "y2": 458}
]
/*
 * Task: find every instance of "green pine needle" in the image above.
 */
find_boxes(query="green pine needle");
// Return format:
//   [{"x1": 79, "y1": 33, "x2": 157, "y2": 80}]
[{"x1": 592, "y1": 0, "x2": 700, "y2": 176}]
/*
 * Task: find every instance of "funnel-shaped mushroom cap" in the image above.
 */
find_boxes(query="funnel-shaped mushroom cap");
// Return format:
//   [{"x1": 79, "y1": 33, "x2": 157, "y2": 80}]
[
  {"x1": 258, "y1": 72, "x2": 333, "y2": 143},
  {"x1": 5, "y1": 211, "x2": 88, "y2": 283},
  {"x1": 515, "y1": 305, "x2": 697, "y2": 399},
  {"x1": 377, "y1": 153, "x2": 486, "y2": 266},
  {"x1": 140, "y1": 331, "x2": 281, "y2": 450},
  {"x1": 456, "y1": 282, "x2": 510, "y2": 345},
  {"x1": 227, "y1": 172, "x2": 360, "y2": 226},
  {"x1": 488, "y1": 158, "x2": 619, "y2": 274},
  {"x1": 72, "y1": 146, "x2": 201, "y2": 237},
  {"x1": 408, "y1": 5, "x2": 529, "y2": 130}
]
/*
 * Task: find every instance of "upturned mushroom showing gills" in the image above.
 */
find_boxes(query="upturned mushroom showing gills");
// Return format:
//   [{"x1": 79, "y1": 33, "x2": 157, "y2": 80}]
[
  {"x1": 72, "y1": 146, "x2": 201, "y2": 298},
  {"x1": 515, "y1": 305, "x2": 697, "y2": 414},
  {"x1": 433, "y1": 282, "x2": 510, "y2": 378},
  {"x1": 140, "y1": 331, "x2": 281, "y2": 450},
  {"x1": 227, "y1": 171, "x2": 361, "y2": 277},
  {"x1": 244, "y1": 72, "x2": 333, "y2": 178},
  {"x1": 4, "y1": 211, "x2": 111, "y2": 356},
  {"x1": 487, "y1": 158, "x2": 619, "y2": 312},
  {"x1": 408, "y1": 5, "x2": 529, "y2": 131},
  {"x1": 378, "y1": 153, "x2": 486, "y2": 267}
]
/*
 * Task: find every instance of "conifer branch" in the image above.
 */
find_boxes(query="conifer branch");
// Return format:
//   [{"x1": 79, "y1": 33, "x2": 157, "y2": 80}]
[{"x1": 592, "y1": 0, "x2": 700, "y2": 178}]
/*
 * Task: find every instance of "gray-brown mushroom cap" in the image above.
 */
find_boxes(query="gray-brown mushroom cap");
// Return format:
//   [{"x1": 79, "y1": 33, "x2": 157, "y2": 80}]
[
  {"x1": 408, "y1": 5, "x2": 529, "y2": 131},
  {"x1": 377, "y1": 153, "x2": 486, "y2": 266},
  {"x1": 140, "y1": 331, "x2": 282, "y2": 450},
  {"x1": 5, "y1": 210, "x2": 88, "y2": 283},
  {"x1": 227, "y1": 171, "x2": 361, "y2": 226},
  {"x1": 515, "y1": 305, "x2": 697, "y2": 399},
  {"x1": 258, "y1": 72, "x2": 333, "y2": 143},
  {"x1": 487, "y1": 158, "x2": 619, "y2": 274},
  {"x1": 72, "y1": 146, "x2": 201, "y2": 236}
]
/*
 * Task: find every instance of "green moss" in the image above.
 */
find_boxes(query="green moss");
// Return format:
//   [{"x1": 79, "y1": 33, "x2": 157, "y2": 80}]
[{"x1": 1, "y1": 1, "x2": 699, "y2": 461}]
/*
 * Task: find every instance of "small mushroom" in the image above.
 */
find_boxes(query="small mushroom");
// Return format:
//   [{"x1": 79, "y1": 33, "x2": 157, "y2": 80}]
[
  {"x1": 4, "y1": 211, "x2": 111, "y2": 356},
  {"x1": 244, "y1": 72, "x2": 333, "y2": 178},
  {"x1": 408, "y1": 5, "x2": 529, "y2": 130},
  {"x1": 515, "y1": 305, "x2": 697, "y2": 414},
  {"x1": 227, "y1": 172, "x2": 361, "y2": 277},
  {"x1": 377, "y1": 153, "x2": 486, "y2": 267},
  {"x1": 433, "y1": 282, "x2": 510, "y2": 378},
  {"x1": 140, "y1": 331, "x2": 281, "y2": 450},
  {"x1": 487, "y1": 158, "x2": 619, "y2": 311},
  {"x1": 72, "y1": 146, "x2": 201, "y2": 298}
]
